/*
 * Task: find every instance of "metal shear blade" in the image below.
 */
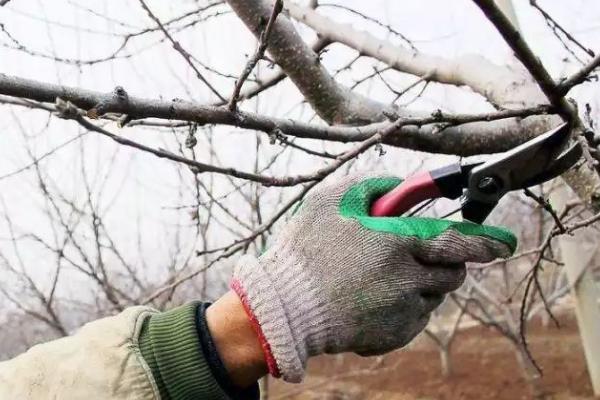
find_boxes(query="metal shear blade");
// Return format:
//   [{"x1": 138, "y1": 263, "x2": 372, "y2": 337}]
[
  {"x1": 370, "y1": 123, "x2": 583, "y2": 223},
  {"x1": 467, "y1": 123, "x2": 577, "y2": 202}
]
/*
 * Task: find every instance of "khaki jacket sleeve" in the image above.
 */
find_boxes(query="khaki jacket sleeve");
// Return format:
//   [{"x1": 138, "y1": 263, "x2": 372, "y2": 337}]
[
  {"x1": 0, "y1": 303, "x2": 232, "y2": 400},
  {"x1": 0, "y1": 306, "x2": 158, "y2": 400}
]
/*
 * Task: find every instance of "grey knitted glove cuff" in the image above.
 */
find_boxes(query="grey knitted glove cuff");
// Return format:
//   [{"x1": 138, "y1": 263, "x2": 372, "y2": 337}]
[{"x1": 231, "y1": 255, "x2": 328, "y2": 383}]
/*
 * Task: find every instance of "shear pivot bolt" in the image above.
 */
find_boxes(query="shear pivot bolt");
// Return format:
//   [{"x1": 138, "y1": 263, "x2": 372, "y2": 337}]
[{"x1": 477, "y1": 176, "x2": 502, "y2": 194}]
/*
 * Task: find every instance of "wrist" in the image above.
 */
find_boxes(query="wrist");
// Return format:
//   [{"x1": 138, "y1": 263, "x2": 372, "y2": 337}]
[
  {"x1": 232, "y1": 254, "x2": 329, "y2": 383},
  {"x1": 206, "y1": 290, "x2": 268, "y2": 388},
  {"x1": 138, "y1": 302, "x2": 229, "y2": 399}
]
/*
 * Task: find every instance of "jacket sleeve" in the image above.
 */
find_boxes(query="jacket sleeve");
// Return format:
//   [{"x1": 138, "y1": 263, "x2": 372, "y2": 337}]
[{"x1": 0, "y1": 303, "x2": 238, "y2": 400}]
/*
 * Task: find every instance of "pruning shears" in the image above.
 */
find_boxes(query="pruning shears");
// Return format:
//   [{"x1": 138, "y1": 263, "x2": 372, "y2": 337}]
[{"x1": 370, "y1": 123, "x2": 582, "y2": 223}]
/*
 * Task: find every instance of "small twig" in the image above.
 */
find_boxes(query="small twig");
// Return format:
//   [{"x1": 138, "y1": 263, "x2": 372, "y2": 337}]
[
  {"x1": 137, "y1": 0, "x2": 226, "y2": 102},
  {"x1": 228, "y1": 0, "x2": 283, "y2": 111},
  {"x1": 0, "y1": 133, "x2": 87, "y2": 181},
  {"x1": 332, "y1": 54, "x2": 362, "y2": 76},
  {"x1": 395, "y1": 72, "x2": 433, "y2": 101},
  {"x1": 214, "y1": 37, "x2": 331, "y2": 107},
  {"x1": 557, "y1": 53, "x2": 600, "y2": 95},
  {"x1": 274, "y1": 133, "x2": 340, "y2": 159},
  {"x1": 529, "y1": 0, "x2": 594, "y2": 59},
  {"x1": 518, "y1": 266, "x2": 543, "y2": 375},
  {"x1": 373, "y1": 69, "x2": 432, "y2": 104},
  {"x1": 562, "y1": 210, "x2": 600, "y2": 233},
  {"x1": 351, "y1": 67, "x2": 391, "y2": 90},
  {"x1": 142, "y1": 180, "x2": 316, "y2": 304},
  {"x1": 524, "y1": 187, "x2": 566, "y2": 233}
]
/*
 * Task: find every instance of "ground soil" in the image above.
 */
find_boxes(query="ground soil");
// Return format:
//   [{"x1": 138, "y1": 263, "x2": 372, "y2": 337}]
[{"x1": 269, "y1": 316, "x2": 598, "y2": 400}]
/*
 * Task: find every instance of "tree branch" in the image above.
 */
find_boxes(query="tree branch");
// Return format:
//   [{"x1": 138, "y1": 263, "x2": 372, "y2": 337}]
[
  {"x1": 0, "y1": 73, "x2": 558, "y2": 155},
  {"x1": 225, "y1": 0, "x2": 388, "y2": 124},
  {"x1": 473, "y1": 0, "x2": 600, "y2": 211},
  {"x1": 137, "y1": 0, "x2": 227, "y2": 102},
  {"x1": 285, "y1": 2, "x2": 542, "y2": 109},
  {"x1": 228, "y1": 0, "x2": 283, "y2": 111},
  {"x1": 557, "y1": 53, "x2": 600, "y2": 95},
  {"x1": 58, "y1": 99, "x2": 549, "y2": 187},
  {"x1": 473, "y1": 0, "x2": 571, "y2": 112}
]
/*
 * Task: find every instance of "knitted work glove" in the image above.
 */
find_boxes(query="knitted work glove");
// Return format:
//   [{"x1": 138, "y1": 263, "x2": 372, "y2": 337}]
[{"x1": 231, "y1": 174, "x2": 516, "y2": 383}]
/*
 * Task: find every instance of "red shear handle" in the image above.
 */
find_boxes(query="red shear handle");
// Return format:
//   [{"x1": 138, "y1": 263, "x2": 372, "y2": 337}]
[{"x1": 370, "y1": 171, "x2": 442, "y2": 217}]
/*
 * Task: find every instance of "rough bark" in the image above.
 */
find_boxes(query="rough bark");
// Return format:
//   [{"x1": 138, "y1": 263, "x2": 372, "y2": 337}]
[
  {"x1": 225, "y1": 0, "x2": 390, "y2": 124},
  {"x1": 285, "y1": 2, "x2": 542, "y2": 109},
  {"x1": 0, "y1": 73, "x2": 556, "y2": 156},
  {"x1": 285, "y1": 1, "x2": 600, "y2": 211}
]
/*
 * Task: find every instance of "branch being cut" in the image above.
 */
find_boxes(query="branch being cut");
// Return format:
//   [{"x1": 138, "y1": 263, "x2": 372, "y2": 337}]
[
  {"x1": 0, "y1": 73, "x2": 557, "y2": 155},
  {"x1": 472, "y1": 0, "x2": 600, "y2": 211},
  {"x1": 57, "y1": 98, "x2": 551, "y2": 187},
  {"x1": 473, "y1": 0, "x2": 572, "y2": 113}
]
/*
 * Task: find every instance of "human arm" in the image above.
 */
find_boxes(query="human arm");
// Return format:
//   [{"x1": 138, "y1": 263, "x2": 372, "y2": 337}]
[
  {"x1": 0, "y1": 300, "x2": 263, "y2": 400},
  {"x1": 0, "y1": 172, "x2": 516, "y2": 398}
]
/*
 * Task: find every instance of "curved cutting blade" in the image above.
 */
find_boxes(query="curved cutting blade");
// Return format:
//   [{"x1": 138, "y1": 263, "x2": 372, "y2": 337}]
[
  {"x1": 461, "y1": 123, "x2": 582, "y2": 223},
  {"x1": 467, "y1": 123, "x2": 576, "y2": 201},
  {"x1": 521, "y1": 141, "x2": 583, "y2": 187}
]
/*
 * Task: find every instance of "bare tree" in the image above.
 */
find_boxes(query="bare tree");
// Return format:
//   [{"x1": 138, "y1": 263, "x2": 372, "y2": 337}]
[{"x1": 1, "y1": 0, "x2": 600, "y2": 396}]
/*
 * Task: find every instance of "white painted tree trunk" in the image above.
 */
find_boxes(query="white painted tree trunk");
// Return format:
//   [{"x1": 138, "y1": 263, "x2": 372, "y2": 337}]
[
  {"x1": 499, "y1": 0, "x2": 600, "y2": 394},
  {"x1": 514, "y1": 342, "x2": 546, "y2": 399},
  {"x1": 553, "y1": 186, "x2": 600, "y2": 396},
  {"x1": 440, "y1": 345, "x2": 452, "y2": 378}
]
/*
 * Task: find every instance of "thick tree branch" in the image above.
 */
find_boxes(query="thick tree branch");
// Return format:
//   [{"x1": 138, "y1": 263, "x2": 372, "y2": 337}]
[
  {"x1": 285, "y1": 2, "x2": 542, "y2": 109},
  {"x1": 0, "y1": 73, "x2": 557, "y2": 155},
  {"x1": 225, "y1": 0, "x2": 389, "y2": 124}
]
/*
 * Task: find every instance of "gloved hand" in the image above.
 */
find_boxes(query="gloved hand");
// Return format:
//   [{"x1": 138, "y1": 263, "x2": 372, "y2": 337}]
[{"x1": 231, "y1": 173, "x2": 516, "y2": 383}]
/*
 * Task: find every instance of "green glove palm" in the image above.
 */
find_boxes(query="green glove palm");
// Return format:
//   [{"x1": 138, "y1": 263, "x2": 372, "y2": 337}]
[
  {"x1": 232, "y1": 173, "x2": 516, "y2": 383},
  {"x1": 339, "y1": 176, "x2": 516, "y2": 257}
]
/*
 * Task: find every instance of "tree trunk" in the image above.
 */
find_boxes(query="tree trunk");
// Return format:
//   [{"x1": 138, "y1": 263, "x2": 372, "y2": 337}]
[
  {"x1": 552, "y1": 185, "x2": 600, "y2": 395},
  {"x1": 440, "y1": 345, "x2": 453, "y2": 378},
  {"x1": 513, "y1": 343, "x2": 546, "y2": 399}
]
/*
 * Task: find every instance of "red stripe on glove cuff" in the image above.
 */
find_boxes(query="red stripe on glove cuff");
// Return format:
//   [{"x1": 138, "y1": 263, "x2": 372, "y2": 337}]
[{"x1": 230, "y1": 279, "x2": 281, "y2": 378}]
